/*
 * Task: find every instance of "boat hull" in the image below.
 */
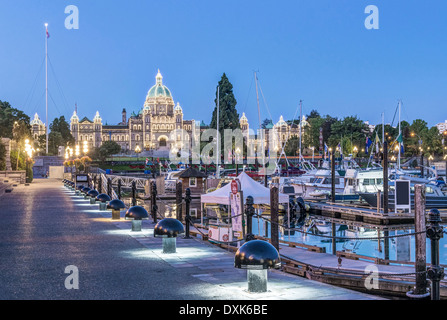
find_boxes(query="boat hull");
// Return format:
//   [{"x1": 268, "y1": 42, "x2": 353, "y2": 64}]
[{"x1": 359, "y1": 192, "x2": 447, "y2": 209}]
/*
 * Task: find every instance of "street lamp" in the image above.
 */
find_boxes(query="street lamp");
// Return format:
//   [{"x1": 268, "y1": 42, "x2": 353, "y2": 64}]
[
  {"x1": 83, "y1": 140, "x2": 88, "y2": 155},
  {"x1": 235, "y1": 147, "x2": 241, "y2": 176},
  {"x1": 24, "y1": 139, "x2": 34, "y2": 183}
]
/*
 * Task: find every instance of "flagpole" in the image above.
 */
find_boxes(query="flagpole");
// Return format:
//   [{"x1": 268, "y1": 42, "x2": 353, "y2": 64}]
[
  {"x1": 299, "y1": 100, "x2": 302, "y2": 163},
  {"x1": 45, "y1": 23, "x2": 49, "y2": 154},
  {"x1": 398, "y1": 100, "x2": 401, "y2": 170}
]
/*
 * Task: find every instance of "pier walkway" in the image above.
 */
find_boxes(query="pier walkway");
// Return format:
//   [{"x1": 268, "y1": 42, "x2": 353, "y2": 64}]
[{"x1": 0, "y1": 178, "x2": 383, "y2": 301}]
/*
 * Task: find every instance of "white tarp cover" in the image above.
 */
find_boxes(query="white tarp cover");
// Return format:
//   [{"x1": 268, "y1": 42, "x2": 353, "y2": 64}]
[{"x1": 200, "y1": 172, "x2": 289, "y2": 205}]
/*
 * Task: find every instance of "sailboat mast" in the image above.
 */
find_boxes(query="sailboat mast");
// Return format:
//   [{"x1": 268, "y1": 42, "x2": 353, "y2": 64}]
[
  {"x1": 398, "y1": 100, "x2": 401, "y2": 169},
  {"x1": 45, "y1": 23, "x2": 49, "y2": 154},
  {"x1": 299, "y1": 100, "x2": 302, "y2": 162},
  {"x1": 254, "y1": 72, "x2": 265, "y2": 179},
  {"x1": 216, "y1": 86, "x2": 220, "y2": 178}
]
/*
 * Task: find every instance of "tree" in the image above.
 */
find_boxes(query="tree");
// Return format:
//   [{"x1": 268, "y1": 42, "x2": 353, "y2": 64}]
[
  {"x1": 306, "y1": 109, "x2": 320, "y2": 119},
  {"x1": 328, "y1": 116, "x2": 369, "y2": 154},
  {"x1": 284, "y1": 136, "x2": 300, "y2": 157},
  {"x1": 92, "y1": 141, "x2": 121, "y2": 163},
  {"x1": 45, "y1": 116, "x2": 75, "y2": 155},
  {"x1": 209, "y1": 73, "x2": 239, "y2": 135},
  {"x1": 0, "y1": 100, "x2": 31, "y2": 141}
]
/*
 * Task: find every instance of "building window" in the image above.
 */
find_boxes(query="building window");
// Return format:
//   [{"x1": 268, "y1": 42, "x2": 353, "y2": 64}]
[{"x1": 189, "y1": 177, "x2": 197, "y2": 187}]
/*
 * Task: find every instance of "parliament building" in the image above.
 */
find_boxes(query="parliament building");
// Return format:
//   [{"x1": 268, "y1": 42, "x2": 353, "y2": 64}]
[{"x1": 68, "y1": 70, "x2": 197, "y2": 154}]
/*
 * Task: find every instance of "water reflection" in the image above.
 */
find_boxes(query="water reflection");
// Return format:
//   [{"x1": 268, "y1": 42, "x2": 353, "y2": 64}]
[
  {"x1": 130, "y1": 194, "x2": 447, "y2": 265},
  {"x1": 251, "y1": 215, "x2": 447, "y2": 265}
]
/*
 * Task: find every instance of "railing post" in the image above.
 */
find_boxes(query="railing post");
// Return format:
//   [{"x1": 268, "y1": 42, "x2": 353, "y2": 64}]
[
  {"x1": 382, "y1": 141, "x2": 389, "y2": 214},
  {"x1": 107, "y1": 178, "x2": 112, "y2": 198},
  {"x1": 184, "y1": 188, "x2": 192, "y2": 239},
  {"x1": 117, "y1": 180, "x2": 122, "y2": 200},
  {"x1": 98, "y1": 175, "x2": 102, "y2": 194},
  {"x1": 332, "y1": 222, "x2": 337, "y2": 255},
  {"x1": 245, "y1": 195, "x2": 255, "y2": 241},
  {"x1": 176, "y1": 180, "x2": 183, "y2": 221},
  {"x1": 270, "y1": 185, "x2": 279, "y2": 252},
  {"x1": 131, "y1": 181, "x2": 136, "y2": 207},
  {"x1": 93, "y1": 175, "x2": 97, "y2": 190},
  {"x1": 151, "y1": 181, "x2": 157, "y2": 223},
  {"x1": 377, "y1": 190, "x2": 381, "y2": 213},
  {"x1": 331, "y1": 151, "x2": 335, "y2": 202},
  {"x1": 426, "y1": 208, "x2": 445, "y2": 300},
  {"x1": 406, "y1": 184, "x2": 429, "y2": 299}
]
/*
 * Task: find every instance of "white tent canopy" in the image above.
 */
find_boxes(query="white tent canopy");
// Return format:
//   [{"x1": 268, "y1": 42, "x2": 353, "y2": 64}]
[{"x1": 201, "y1": 172, "x2": 289, "y2": 205}]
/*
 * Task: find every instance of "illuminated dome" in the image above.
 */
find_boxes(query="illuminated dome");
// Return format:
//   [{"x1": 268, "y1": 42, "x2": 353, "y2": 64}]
[
  {"x1": 275, "y1": 115, "x2": 287, "y2": 127},
  {"x1": 30, "y1": 113, "x2": 44, "y2": 126},
  {"x1": 174, "y1": 102, "x2": 182, "y2": 112},
  {"x1": 146, "y1": 70, "x2": 172, "y2": 99}
]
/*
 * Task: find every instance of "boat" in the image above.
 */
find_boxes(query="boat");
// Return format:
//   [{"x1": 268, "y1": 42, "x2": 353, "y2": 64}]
[
  {"x1": 287, "y1": 169, "x2": 349, "y2": 200},
  {"x1": 359, "y1": 180, "x2": 447, "y2": 209}
]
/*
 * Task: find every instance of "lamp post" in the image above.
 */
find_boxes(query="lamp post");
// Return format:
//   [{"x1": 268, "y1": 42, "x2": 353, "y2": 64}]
[
  {"x1": 411, "y1": 132, "x2": 424, "y2": 177},
  {"x1": 24, "y1": 139, "x2": 34, "y2": 183},
  {"x1": 235, "y1": 147, "x2": 241, "y2": 176}
]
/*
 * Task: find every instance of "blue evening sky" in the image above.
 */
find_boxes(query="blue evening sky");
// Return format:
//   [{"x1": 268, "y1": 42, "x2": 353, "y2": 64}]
[{"x1": 0, "y1": 0, "x2": 446, "y2": 129}]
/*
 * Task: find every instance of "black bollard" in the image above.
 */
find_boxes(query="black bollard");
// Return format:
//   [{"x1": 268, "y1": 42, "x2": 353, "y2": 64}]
[
  {"x1": 184, "y1": 188, "x2": 192, "y2": 239},
  {"x1": 151, "y1": 181, "x2": 157, "y2": 223},
  {"x1": 245, "y1": 196, "x2": 255, "y2": 241},
  {"x1": 426, "y1": 208, "x2": 445, "y2": 300},
  {"x1": 131, "y1": 181, "x2": 137, "y2": 207}
]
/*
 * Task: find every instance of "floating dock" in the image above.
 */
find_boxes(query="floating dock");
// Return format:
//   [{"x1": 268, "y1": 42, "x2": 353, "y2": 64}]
[{"x1": 307, "y1": 200, "x2": 447, "y2": 225}]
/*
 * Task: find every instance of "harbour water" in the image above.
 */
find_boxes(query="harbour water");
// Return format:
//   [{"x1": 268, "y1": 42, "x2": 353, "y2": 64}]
[{"x1": 252, "y1": 215, "x2": 447, "y2": 265}]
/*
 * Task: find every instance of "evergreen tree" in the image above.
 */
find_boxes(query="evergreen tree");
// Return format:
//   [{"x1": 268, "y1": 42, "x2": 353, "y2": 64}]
[{"x1": 209, "y1": 73, "x2": 239, "y2": 134}]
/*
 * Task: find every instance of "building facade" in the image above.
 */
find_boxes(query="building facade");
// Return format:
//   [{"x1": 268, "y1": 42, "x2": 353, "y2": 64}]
[
  {"x1": 30, "y1": 113, "x2": 46, "y2": 141},
  {"x1": 69, "y1": 70, "x2": 197, "y2": 153}
]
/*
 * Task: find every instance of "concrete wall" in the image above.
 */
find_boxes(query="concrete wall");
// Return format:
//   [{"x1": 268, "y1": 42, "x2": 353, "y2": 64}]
[
  {"x1": 0, "y1": 138, "x2": 12, "y2": 170},
  {"x1": 0, "y1": 171, "x2": 26, "y2": 184},
  {"x1": 33, "y1": 156, "x2": 64, "y2": 178}
]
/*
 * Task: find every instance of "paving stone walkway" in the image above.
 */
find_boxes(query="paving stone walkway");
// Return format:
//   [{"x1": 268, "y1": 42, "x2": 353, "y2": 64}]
[{"x1": 0, "y1": 179, "x2": 384, "y2": 301}]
